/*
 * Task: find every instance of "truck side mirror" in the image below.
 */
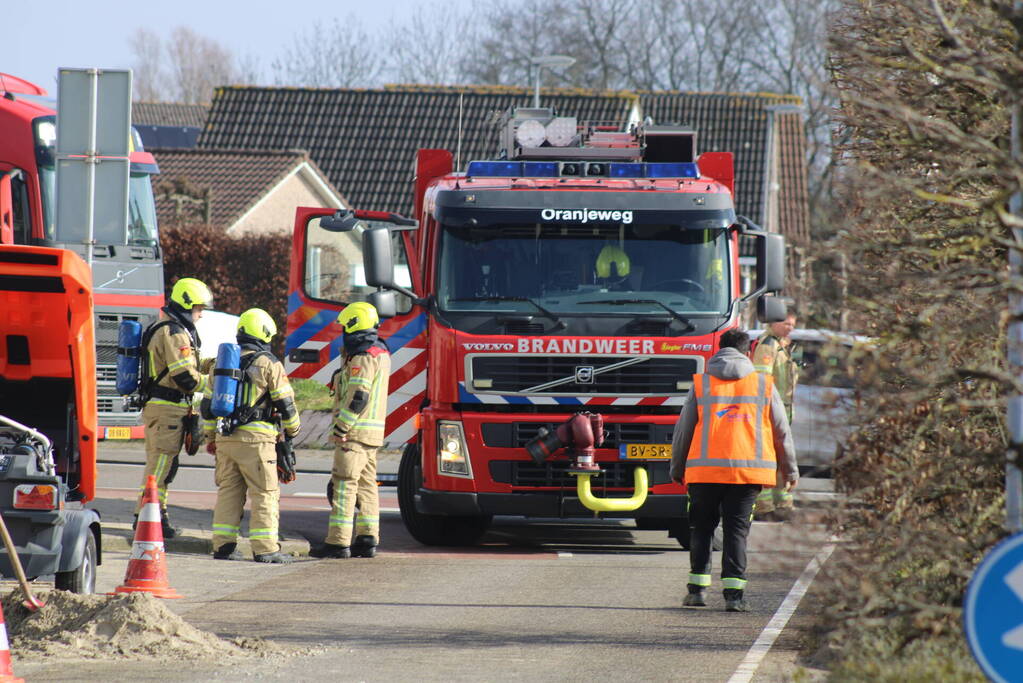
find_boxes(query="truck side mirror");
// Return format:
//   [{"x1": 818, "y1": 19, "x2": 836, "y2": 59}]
[
  {"x1": 364, "y1": 226, "x2": 395, "y2": 288},
  {"x1": 757, "y1": 295, "x2": 787, "y2": 323},
  {"x1": 0, "y1": 173, "x2": 13, "y2": 244},
  {"x1": 368, "y1": 290, "x2": 397, "y2": 319},
  {"x1": 756, "y1": 233, "x2": 785, "y2": 293}
]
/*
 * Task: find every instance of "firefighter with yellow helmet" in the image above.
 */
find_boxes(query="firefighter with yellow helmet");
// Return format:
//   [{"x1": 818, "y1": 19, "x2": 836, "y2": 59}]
[
  {"x1": 311, "y1": 301, "x2": 391, "y2": 559},
  {"x1": 135, "y1": 277, "x2": 213, "y2": 538},
  {"x1": 202, "y1": 308, "x2": 300, "y2": 563}
]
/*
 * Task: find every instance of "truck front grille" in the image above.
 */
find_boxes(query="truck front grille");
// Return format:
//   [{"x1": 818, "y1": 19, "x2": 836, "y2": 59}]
[
  {"x1": 469, "y1": 355, "x2": 698, "y2": 396},
  {"x1": 481, "y1": 422, "x2": 675, "y2": 449},
  {"x1": 489, "y1": 460, "x2": 671, "y2": 487}
]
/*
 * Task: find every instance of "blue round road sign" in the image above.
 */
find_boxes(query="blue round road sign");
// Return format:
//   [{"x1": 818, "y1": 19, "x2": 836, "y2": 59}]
[{"x1": 965, "y1": 533, "x2": 1023, "y2": 682}]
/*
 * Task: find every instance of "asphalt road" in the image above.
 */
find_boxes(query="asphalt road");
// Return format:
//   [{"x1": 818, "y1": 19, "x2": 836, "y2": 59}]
[{"x1": 11, "y1": 444, "x2": 833, "y2": 682}]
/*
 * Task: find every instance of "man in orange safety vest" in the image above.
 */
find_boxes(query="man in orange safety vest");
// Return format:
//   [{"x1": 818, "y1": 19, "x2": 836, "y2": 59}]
[{"x1": 669, "y1": 328, "x2": 798, "y2": 612}]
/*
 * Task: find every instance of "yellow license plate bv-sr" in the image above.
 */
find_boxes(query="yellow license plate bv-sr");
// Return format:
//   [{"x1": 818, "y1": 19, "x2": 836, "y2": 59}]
[
  {"x1": 105, "y1": 427, "x2": 131, "y2": 439},
  {"x1": 619, "y1": 444, "x2": 671, "y2": 460}
]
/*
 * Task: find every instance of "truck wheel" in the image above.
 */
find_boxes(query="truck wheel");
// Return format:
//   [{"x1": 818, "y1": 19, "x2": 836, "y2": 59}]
[
  {"x1": 55, "y1": 531, "x2": 97, "y2": 594},
  {"x1": 398, "y1": 443, "x2": 491, "y2": 546}
]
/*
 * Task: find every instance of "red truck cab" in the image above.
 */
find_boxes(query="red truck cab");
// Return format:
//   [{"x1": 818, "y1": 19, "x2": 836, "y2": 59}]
[{"x1": 286, "y1": 109, "x2": 785, "y2": 546}]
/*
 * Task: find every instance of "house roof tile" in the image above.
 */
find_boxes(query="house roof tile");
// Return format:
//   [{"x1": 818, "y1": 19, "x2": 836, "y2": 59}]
[
  {"x1": 133, "y1": 102, "x2": 210, "y2": 129},
  {"x1": 197, "y1": 85, "x2": 808, "y2": 241}
]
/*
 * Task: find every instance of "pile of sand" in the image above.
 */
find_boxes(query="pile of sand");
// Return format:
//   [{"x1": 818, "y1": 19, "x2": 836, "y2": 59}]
[{"x1": 1, "y1": 589, "x2": 280, "y2": 661}]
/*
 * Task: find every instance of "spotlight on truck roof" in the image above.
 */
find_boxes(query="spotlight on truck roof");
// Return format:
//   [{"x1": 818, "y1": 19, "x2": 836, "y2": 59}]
[
  {"x1": 586, "y1": 163, "x2": 607, "y2": 176},
  {"x1": 514, "y1": 119, "x2": 546, "y2": 148},
  {"x1": 545, "y1": 117, "x2": 577, "y2": 147}
]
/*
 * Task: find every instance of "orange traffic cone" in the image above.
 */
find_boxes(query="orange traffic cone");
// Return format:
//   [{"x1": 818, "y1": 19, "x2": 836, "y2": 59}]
[
  {"x1": 0, "y1": 597, "x2": 24, "y2": 682},
  {"x1": 111, "y1": 475, "x2": 182, "y2": 599}
]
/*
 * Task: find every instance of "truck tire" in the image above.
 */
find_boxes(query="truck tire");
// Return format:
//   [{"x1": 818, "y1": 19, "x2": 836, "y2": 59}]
[
  {"x1": 398, "y1": 443, "x2": 491, "y2": 546},
  {"x1": 55, "y1": 531, "x2": 97, "y2": 594}
]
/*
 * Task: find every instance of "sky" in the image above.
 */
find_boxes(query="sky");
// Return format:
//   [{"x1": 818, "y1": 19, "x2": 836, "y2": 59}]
[{"x1": 6, "y1": 0, "x2": 465, "y2": 95}]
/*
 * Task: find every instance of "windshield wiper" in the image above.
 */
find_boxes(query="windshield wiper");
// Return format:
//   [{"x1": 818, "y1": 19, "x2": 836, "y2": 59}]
[
  {"x1": 579, "y1": 299, "x2": 695, "y2": 332},
  {"x1": 449, "y1": 296, "x2": 563, "y2": 324}
]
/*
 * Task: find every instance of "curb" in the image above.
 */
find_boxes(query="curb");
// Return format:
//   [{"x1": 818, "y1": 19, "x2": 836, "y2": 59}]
[{"x1": 102, "y1": 523, "x2": 311, "y2": 557}]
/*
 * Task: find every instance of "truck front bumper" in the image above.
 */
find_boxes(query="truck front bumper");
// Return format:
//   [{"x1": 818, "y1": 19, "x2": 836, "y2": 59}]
[{"x1": 416, "y1": 488, "x2": 687, "y2": 519}]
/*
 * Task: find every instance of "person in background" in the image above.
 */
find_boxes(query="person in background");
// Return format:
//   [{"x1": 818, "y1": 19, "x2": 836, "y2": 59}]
[
  {"x1": 751, "y1": 311, "x2": 798, "y2": 521},
  {"x1": 670, "y1": 328, "x2": 798, "y2": 612}
]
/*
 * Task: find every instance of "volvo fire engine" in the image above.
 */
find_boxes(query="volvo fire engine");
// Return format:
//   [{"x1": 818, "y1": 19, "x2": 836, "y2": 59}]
[
  {"x1": 0, "y1": 72, "x2": 164, "y2": 439},
  {"x1": 286, "y1": 108, "x2": 785, "y2": 546}
]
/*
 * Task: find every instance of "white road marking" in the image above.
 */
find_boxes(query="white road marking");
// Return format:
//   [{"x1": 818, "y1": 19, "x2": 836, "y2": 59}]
[
  {"x1": 558, "y1": 552, "x2": 573, "y2": 559},
  {"x1": 727, "y1": 538, "x2": 837, "y2": 683}
]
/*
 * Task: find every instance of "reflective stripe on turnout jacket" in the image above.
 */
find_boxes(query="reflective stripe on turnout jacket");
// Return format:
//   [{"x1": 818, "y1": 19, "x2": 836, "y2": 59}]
[{"x1": 331, "y1": 346, "x2": 390, "y2": 447}]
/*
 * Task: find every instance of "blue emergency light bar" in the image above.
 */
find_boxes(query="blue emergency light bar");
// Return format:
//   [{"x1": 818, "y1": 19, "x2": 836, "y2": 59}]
[
  {"x1": 466, "y1": 161, "x2": 559, "y2": 177},
  {"x1": 467, "y1": 160, "x2": 699, "y2": 179}
]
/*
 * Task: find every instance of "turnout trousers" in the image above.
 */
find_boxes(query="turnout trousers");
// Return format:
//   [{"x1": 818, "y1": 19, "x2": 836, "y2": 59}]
[
  {"x1": 137, "y1": 401, "x2": 187, "y2": 514},
  {"x1": 212, "y1": 440, "x2": 281, "y2": 555},
  {"x1": 687, "y1": 483, "x2": 761, "y2": 593},
  {"x1": 326, "y1": 440, "x2": 379, "y2": 546},
  {"x1": 755, "y1": 469, "x2": 794, "y2": 514}
]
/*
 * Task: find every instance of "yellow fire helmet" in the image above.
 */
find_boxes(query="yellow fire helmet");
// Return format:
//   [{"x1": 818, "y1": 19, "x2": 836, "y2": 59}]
[
  {"x1": 337, "y1": 301, "x2": 380, "y2": 334},
  {"x1": 596, "y1": 245, "x2": 630, "y2": 278},
  {"x1": 170, "y1": 277, "x2": 213, "y2": 310},
  {"x1": 237, "y1": 308, "x2": 278, "y2": 343}
]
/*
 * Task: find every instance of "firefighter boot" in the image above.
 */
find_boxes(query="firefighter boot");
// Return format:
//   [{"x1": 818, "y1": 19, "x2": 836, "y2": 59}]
[
  {"x1": 254, "y1": 551, "x2": 293, "y2": 564},
  {"x1": 682, "y1": 584, "x2": 707, "y2": 607},
  {"x1": 309, "y1": 543, "x2": 351, "y2": 559},
  {"x1": 213, "y1": 542, "x2": 244, "y2": 561},
  {"x1": 724, "y1": 589, "x2": 748, "y2": 613},
  {"x1": 161, "y1": 512, "x2": 181, "y2": 539},
  {"x1": 352, "y1": 535, "x2": 377, "y2": 559}
]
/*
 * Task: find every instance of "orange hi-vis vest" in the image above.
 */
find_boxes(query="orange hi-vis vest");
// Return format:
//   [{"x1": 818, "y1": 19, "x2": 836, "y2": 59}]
[{"x1": 685, "y1": 372, "x2": 778, "y2": 486}]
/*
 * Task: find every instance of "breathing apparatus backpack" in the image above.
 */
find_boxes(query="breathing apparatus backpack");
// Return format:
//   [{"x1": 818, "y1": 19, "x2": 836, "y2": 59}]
[
  {"x1": 211, "y1": 343, "x2": 274, "y2": 435},
  {"x1": 116, "y1": 319, "x2": 182, "y2": 406}
]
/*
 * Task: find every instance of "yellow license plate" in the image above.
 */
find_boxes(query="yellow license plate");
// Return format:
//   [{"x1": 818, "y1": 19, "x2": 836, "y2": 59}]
[
  {"x1": 619, "y1": 443, "x2": 672, "y2": 460},
  {"x1": 105, "y1": 427, "x2": 132, "y2": 439}
]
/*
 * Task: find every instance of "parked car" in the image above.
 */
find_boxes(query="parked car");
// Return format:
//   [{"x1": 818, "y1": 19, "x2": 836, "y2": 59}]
[{"x1": 751, "y1": 329, "x2": 872, "y2": 474}]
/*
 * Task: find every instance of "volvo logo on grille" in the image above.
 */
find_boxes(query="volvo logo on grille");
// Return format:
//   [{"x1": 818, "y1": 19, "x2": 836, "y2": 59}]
[{"x1": 575, "y1": 366, "x2": 595, "y2": 384}]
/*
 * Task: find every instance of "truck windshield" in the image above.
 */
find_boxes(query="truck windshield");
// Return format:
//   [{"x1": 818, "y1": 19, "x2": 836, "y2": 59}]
[
  {"x1": 437, "y1": 222, "x2": 730, "y2": 316},
  {"x1": 34, "y1": 115, "x2": 159, "y2": 246}
]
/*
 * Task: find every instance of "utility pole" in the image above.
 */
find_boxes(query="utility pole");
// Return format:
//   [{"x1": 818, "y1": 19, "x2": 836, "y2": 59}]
[{"x1": 1008, "y1": 2, "x2": 1023, "y2": 533}]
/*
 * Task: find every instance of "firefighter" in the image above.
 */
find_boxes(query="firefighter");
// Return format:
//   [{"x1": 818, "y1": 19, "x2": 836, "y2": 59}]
[
  {"x1": 751, "y1": 312, "x2": 798, "y2": 521},
  {"x1": 135, "y1": 277, "x2": 213, "y2": 538},
  {"x1": 310, "y1": 302, "x2": 391, "y2": 559},
  {"x1": 669, "y1": 328, "x2": 798, "y2": 612},
  {"x1": 203, "y1": 308, "x2": 300, "y2": 563}
]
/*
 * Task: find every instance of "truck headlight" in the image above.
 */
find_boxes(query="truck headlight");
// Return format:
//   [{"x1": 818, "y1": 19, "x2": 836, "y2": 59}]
[{"x1": 438, "y1": 421, "x2": 472, "y2": 478}]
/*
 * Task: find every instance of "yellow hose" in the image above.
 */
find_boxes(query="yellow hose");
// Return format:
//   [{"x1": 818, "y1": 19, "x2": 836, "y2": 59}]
[{"x1": 574, "y1": 467, "x2": 649, "y2": 512}]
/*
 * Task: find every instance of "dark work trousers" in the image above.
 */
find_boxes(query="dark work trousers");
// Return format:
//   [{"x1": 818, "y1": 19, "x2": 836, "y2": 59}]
[{"x1": 688, "y1": 482, "x2": 761, "y2": 587}]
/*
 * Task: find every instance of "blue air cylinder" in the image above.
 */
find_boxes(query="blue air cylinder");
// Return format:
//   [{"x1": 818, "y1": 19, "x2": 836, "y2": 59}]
[
  {"x1": 115, "y1": 320, "x2": 144, "y2": 395},
  {"x1": 211, "y1": 343, "x2": 242, "y2": 417}
]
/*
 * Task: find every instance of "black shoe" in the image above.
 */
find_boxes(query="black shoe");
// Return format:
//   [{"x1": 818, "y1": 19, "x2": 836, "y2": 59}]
[
  {"x1": 161, "y1": 514, "x2": 181, "y2": 539},
  {"x1": 213, "y1": 542, "x2": 243, "y2": 561},
  {"x1": 725, "y1": 597, "x2": 749, "y2": 612},
  {"x1": 683, "y1": 592, "x2": 706, "y2": 607},
  {"x1": 724, "y1": 588, "x2": 748, "y2": 612},
  {"x1": 253, "y1": 551, "x2": 293, "y2": 564},
  {"x1": 309, "y1": 543, "x2": 351, "y2": 559},
  {"x1": 352, "y1": 535, "x2": 377, "y2": 558}
]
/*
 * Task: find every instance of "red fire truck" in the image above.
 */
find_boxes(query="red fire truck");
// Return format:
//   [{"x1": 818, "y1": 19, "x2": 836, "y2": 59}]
[
  {"x1": 0, "y1": 72, "x2": 164, "y2": 440},
  {"x1": 286, "y1": 108, "x2": 785, "y2": 546}
]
